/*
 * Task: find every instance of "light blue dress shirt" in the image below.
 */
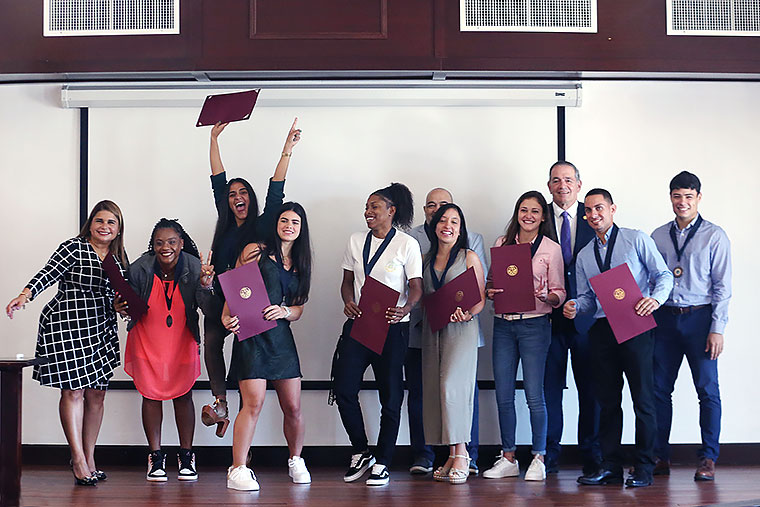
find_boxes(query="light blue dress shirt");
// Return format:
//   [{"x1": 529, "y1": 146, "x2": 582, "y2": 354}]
[
  {"x1": 574, "y1": 225, "x2": 674, "y2": 320},
  {"x1": 408, "y1": 223, "x2": 488, "y2": 348},
  {"x1": 651, "y1": 215, "x2": 731, "y2": 334}
]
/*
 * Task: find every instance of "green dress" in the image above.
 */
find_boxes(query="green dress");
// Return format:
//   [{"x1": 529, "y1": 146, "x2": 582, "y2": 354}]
[{"x1": 230, "y1": 256, "x2": 302, "y2": 380}]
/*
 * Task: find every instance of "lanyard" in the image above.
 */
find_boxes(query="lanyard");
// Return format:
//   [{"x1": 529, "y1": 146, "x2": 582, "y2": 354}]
[
  {"x1": 163, "y1": 280, "x2": 175, "y2": 328},
  {"x1": 530, "y1": 234, "x2": 543, "y2": 258},
  {"x1": 429, "y1": 248, "x2": 460, "y2": 291},
  {"x1": 669, "y1": 215, "x2": 703, "y2": 263},
  {"x1": 593, "y1": 224, "x2": 619, "y2": 273},
  {"x1": 363, "y1": 228, "x2": 396, "y2": 277}
]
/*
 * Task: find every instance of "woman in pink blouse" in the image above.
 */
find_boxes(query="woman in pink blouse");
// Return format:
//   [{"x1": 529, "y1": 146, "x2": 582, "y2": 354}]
[{"x1": 482, "y1": 191, "x2": 566, "y2": 482}]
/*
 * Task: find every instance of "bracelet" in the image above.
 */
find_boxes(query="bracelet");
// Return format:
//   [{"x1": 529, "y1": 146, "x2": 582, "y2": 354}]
[
  {"x1": 281, "y1": 152, "x2": 291, "y2": 158},
  {"x1": 282, "y1": 305, "x2": 292, "y2": 318}
]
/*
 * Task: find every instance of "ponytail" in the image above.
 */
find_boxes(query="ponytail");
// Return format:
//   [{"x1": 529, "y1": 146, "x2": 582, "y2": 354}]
[{"x1": 371, "y1": 182, "x2": 414, "y2": 230}]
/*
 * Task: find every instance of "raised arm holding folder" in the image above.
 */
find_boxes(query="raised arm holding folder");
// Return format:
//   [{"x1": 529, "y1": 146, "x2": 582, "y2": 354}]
[
  {"x1": 218, "y1": 260, "x2": 277, "y2": 341},
  {"x1": 196, "y1": 89, "x2": 260, "y2": 127},
  {"x1": 490, "y1": 242, "x2": 536, "y2": 314},
  {"x1": 350, "y1": 276, "x2": 400, "y2": 355},
  {"x1": 589, "y1": 263, "x2": 657, "y2": 344}
]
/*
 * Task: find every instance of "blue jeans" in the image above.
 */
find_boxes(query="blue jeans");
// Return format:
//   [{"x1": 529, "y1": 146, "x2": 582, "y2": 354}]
[
  {"x1": 492, "y1": 315, "x2": 551, "y2": 455},
  {"x1": 654, "y1": 306, "x2": 721, "y2": 462}
]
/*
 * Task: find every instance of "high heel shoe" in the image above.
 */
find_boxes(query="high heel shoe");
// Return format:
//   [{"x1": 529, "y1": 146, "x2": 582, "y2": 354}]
[
  {"x1": 70, "y1": 461, "x2": 97, "y2": 487},
  {"x1": 433, "y1": 455, "x2": 455, "y2": 482},
  {"x1": 448, "y1": 454, "x2": 472, "y2": 485},
  {"x1": 201, "y1": 398, "x2": 230, "y2": 438},
  {"x1": 91, "y1": 470, "x2": 107, "y2": 481}
]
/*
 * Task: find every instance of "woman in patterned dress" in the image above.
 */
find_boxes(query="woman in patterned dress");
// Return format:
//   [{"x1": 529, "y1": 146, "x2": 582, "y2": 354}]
[{"x1": 5, "y1": 200, "x2": 128, "y2": 486}]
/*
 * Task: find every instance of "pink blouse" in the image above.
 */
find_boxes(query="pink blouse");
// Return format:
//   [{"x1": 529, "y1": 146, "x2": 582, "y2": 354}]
[{"x1": 489, "y1": 235, "x2": 567, "y2": 316}]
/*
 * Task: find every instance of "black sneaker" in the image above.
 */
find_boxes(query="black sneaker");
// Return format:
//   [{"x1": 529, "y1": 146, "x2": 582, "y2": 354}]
[
  {"x1": 177, "y1": 448, "x2": 198, "y2": 481},
  {"x1": 344, "y1": 450, "x2": 376, "y2": 482},
  {"x1": 146, "y1": 450, "x2": 168, "y2": 482},
  {"x1": 366, "y1": 464, "x2": 390, "y2": 486}
]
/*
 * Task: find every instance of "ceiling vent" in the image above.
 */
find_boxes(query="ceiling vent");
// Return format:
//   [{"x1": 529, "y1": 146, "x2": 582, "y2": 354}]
[
  {"x1": 460, "y1": 0, "x2": 597, "y2": 33},
  {"x1": 667, "y1": 0, "x2": 760, "y2": 36},
  {"x1": 43, "y1": 0, "x2": 179, "y2": 37}
]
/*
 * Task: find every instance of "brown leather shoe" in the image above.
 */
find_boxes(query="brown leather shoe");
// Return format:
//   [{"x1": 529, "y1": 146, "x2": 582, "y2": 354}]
[
  {"x1": 653, "y1": 459, "x2": 671, "y2": 476},
  {"x1": 694, "y1": 458, "x2": 715, "y2": 481}
]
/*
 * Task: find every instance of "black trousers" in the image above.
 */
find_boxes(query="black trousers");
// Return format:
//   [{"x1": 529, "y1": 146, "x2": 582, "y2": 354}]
[
  {"x1": 588, "y1": 318, "x2": 656, "y2": 476},
  {"x1": 333, "y1": 319, "x2": 409, "y2": 466}
]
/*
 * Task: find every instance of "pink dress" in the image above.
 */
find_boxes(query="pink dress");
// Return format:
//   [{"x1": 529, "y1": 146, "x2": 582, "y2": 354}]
[{"x1": 125, "y1": 274, "x2": 200, "y2": 401}]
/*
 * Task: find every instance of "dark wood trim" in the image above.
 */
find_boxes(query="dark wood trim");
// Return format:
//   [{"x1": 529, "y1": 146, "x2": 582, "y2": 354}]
[
  {"x1": 249, "y1": 0, "x2": 388, "y2": 40},
  {"x1": 22, "y1": 443, "x2": 760, "y2": 468},
  {"x1": 78, "y1": 108, "x2": 88, "y2": 229},
  {"x1": 106, "y1": 379, "x2": 516, "y2": 391}
]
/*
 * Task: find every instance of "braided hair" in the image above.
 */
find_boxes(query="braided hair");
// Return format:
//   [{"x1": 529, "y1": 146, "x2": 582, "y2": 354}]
[{"x1": 146, "y1": 218, "x2": 201, "y2": 258}]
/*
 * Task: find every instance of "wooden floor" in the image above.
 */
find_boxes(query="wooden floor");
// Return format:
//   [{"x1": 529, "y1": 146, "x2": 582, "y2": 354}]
[{"x1": 18, "y1": 464, "x2": 760, "y2": 506}]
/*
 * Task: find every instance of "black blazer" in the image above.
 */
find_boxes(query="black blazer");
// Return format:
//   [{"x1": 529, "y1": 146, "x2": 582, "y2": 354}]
[{"x1": 547, "y1": 201, "x2": 595, "y2": 334}]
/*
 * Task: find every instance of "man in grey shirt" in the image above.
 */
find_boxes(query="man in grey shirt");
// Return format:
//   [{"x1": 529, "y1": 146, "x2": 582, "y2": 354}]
[{"x1": 406, "y1": 187, "x2": 488, "y2": 475}]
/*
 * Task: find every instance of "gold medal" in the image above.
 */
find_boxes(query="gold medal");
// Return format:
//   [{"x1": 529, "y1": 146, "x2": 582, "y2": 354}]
[
  {"x1": 673, "y1": 266, "x2": 683, "y2": 278},
  {"x1": 613, "y1": 288, "x2": 626, "y2": 300},
  {"x1": 507, "y1": 265, "x2": 518, "y2": 276}
]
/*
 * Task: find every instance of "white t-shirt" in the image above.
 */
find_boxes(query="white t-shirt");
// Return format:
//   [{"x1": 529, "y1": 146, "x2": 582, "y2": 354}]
[{"x1": 341, "y1": 229, "x2": 423, "y2": 322}]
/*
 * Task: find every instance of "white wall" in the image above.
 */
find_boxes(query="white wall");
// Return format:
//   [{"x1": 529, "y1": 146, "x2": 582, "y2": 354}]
[{"x1": 0, "y1": 81, "x2": 757, "y2": 449}]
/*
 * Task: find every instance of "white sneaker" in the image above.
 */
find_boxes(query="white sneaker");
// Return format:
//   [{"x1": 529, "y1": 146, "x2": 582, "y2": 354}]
[
  {"x1": 288, "y1": 456, "x2": 312, "y2": 484},
  {"x1": 483, "y1": 455, "x2": 520, "y2": 479},
  {"x1": 227, "y1": 465, "x2": 260, "y2": 491},
  {"x1": 524, "y1": 456, "x2": 546, "y2": 481}
]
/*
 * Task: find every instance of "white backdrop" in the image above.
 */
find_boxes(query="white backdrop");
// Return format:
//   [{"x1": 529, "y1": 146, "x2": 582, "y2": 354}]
[{"x1": 0, "y1": 81, "x2": 757, "y2": 449}]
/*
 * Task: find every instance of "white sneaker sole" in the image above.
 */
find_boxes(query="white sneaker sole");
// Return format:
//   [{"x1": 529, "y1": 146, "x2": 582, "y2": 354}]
[
  {"x1": 147, "y1": 475, "x2": 168, "y2": 482},
  {"x1": 227, "y1": 480, "x2": 260, "y2": 491},
  {"x1": 483, "y1": 470, "x2": 519, "y2": 479},
  {"x1": 178, "y1": 475, "x2": 198, "y2": 481},
  {"x1": 290, "y1": 474, "x2": 312, "y2": 484},
  {"x1": 366, "y1": 477, "x2": 389, "y2": 486}
]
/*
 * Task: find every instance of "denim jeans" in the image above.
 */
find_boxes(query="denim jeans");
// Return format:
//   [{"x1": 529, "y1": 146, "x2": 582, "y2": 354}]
[
  {"x1": 654, "y1": 306, "x2": 721, "y2": 461},
  {"x1": 492, "y1": 315, "x2": 551, "y2": 455}
]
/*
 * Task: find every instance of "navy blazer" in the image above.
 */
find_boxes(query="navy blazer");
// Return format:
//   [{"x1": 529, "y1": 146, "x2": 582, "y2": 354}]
[{"x1": 547, "y1": 201, "x2": 595, "y2": 334}]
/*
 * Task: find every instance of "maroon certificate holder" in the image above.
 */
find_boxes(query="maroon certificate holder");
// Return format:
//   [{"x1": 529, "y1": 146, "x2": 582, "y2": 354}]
[
  {"x1": 423, "y1": 267, "x2": 481, "y2": 333},
  {"x1": 350, "y1": 276, "x2": 400, "y2": 355},
  {"x1": 102, "y1": 254, "x2": 148, "y2": 321},
  {"x1": 196, "y1": 89, "x2": 260, "y2": 127},
  {"x1": 589, "y1": 263, "x2": 657, "y2": 344},
  {"x1": 490, "y1": 243, "x2": 536, "y2": 314},
  {"x1": 218, "y1": 261, "x2": 277, "y2": 341}
]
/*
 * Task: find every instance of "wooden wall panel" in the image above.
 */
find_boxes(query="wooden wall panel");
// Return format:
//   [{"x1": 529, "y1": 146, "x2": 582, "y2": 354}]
[
  {"x1": 0, "y1": 0, "x2": 202, "y2": 74},
  {"x1": 250, "y1": 0, "x2": 387, "y2": 39}
]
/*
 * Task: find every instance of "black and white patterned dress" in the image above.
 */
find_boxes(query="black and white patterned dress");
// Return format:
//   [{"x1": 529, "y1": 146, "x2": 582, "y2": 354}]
[{"x1": 26, "y1": 237, "x2": 123, "y2": 390}]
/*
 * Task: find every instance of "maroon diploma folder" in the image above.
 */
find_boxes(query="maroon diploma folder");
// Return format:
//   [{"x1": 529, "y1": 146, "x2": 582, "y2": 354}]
[
  {"x1": 490, "y1": 243, "x2": 536, "y2": 314},
  {"x1": 218, "y1": 261, "x2": 277, "y2": 341},
  {"x1": 102, "y1": 254, "x2": 148, "y2": 321},
  {"x1": 196, "y1": 89, "x2": 260, "y2": 127},
  {"x1": 589, "y1": 263, "x2": 657, "y2": 344},
  {"x1": 422, "y1": 267, "x2": 481, "y2": 333},
  {"x1": 350, "y1": 276, "x2": 400, "y2": 355}
]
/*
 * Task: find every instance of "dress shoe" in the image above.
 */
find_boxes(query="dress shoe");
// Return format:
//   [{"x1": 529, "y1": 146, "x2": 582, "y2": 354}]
[
  {"x1": 653, "y1": 459, "x2": 671, "y2": 476},
  {"x1": 625, "y1": 469, "x2": 653, "y2": 488},
  {"x1": 545, "y1": 458, "x2": 559, "y2": 474},
  {"x1": 582, "y1": 459, "x2": 603, "y2": 476},
  {"x1": 577, "y1": 469, "x2": 623, "y2": 485},
  {"x1": 694, "y1": 458, "x2": 716, "y2": 481}
]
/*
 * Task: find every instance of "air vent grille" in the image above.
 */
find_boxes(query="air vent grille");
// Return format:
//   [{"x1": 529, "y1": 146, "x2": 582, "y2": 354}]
[
  {"x1": 460, "y1": 0, "x2": 597, "y2": 33},
  {"x1": 44, "y1": 0, "x2": 179, "y2": 37},
  {"x1": 667, "y1": 0, "x2": 760, "y2": 36}
]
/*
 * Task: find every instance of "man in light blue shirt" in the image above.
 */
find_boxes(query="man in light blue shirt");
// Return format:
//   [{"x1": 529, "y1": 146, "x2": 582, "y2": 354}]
[
  {"x1": 650, "y1": 171, "x2": 731, "y2": 481},
  {"x1": 564, "y1": 188, "x2": 673, "y2": 488},
  {"x1": 406, "y1": 187, "x2": 487, "y2": 475}
]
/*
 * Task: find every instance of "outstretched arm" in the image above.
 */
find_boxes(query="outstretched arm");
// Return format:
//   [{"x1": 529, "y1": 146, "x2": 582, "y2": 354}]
[
  {"x1": 272, "y1": 117, "x2": 301, "y2": 182},
  {"x1": 209, "y1": 122, "x2": 229, "y2": 176}
]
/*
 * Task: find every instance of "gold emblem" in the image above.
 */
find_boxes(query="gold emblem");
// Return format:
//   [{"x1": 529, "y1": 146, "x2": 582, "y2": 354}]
[
  {"x1": 455, "y1": 290, "x2": 464, "y2": 302},
  {"x1": 613, "y1": 288, "x2": 625, "y2": 300},
  {"x1": 240, "y1": 287, "x2": 252, "y2": 299},
  {"x1": 673, "y1": 266, "x2": 683, "y2": 278},
  {"x1": 372, "y1": 302, "x2": 382, "y2": 314},
  {"x1": 507, "y1": 265, "x2": 519, "y2": 276}
]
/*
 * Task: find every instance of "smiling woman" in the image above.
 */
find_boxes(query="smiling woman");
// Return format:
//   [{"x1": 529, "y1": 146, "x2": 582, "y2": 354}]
[
  {"x1": 119, "y1": 218, "x2": 214, "y2": 483},
  {"x1": 4, "y1": 200, "x2": 128, "y2": 485}
]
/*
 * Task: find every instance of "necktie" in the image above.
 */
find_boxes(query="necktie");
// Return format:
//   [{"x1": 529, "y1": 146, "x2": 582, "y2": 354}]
[{"x1": 560, "y1": 211, "x2": 572, "y2": 265}]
